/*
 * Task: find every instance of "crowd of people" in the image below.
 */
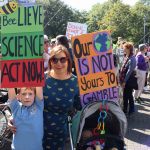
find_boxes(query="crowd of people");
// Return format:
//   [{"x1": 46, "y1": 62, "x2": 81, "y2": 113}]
[
  {"x1": 114, "y1": 37, "x2": 150, "y2": 116},
  {"x1": 2, "y1": 33, "x2": 149, "y2": 150}
]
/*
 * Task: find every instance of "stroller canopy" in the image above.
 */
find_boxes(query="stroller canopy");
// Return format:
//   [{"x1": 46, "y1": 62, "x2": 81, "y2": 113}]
[{"x1": 71, "y1": 100, "x2": 127, "y2": 146}]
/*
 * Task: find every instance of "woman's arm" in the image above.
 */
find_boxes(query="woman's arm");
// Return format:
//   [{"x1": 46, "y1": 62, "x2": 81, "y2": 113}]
[{"x1": 124, "y1": 57, "x2": 136, "y2": 83}]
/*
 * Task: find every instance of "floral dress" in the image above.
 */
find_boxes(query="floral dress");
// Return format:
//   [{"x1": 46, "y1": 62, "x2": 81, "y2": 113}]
[{"x1": 43, "y1": 73, "x2": 81, "y2": 150}]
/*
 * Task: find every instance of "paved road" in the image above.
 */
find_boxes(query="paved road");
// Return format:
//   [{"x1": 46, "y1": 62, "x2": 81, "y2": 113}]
[{"x1": 125, "y1": 91, "x2": 150, "y2": 150}]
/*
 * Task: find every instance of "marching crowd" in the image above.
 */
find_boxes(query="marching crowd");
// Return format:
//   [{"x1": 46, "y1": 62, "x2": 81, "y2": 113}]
[
  {"x1": 114, "y1": 37, "x2": 150, "y2": 116},
  {"x1": 1, "y1": 34, "x2": 150, "y2": 150}
]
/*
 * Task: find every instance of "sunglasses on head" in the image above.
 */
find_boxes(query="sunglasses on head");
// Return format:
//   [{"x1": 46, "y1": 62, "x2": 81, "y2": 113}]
[{"x1": 51, "y1": 57, "x2": 68, "y2": 64}]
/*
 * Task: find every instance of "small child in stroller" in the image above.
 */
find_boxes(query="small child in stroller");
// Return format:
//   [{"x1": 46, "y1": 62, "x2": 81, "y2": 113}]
[
  {"x1": 81, "y1": 129, "x2": 101, "y2": 150},
  {"x1": 80, "y1": 111, "x2": 124, "y2": 150},
  {"x1": 71, "y1": 101, "x2": 127, "y2": 150}
]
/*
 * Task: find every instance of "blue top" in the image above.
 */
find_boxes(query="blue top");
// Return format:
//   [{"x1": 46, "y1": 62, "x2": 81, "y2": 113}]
[
  {"x1": 43, "y1": 73, "x2": 81, "y2": 149},
  {"x1": 124, "y1": 55, "x2": 136, "y2": 83},
  {"x1": 136, "y1": 53, "x2": 147, "y2": 71},
  {"x1": 9, "y1": 97, "x2": 44, "y2": 150}
]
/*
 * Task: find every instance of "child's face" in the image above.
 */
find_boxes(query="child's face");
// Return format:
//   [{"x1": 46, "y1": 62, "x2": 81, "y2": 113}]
[
  {"x1": 82, "y1": 130, "x2": 93, "y2": 141},
  {"x1": 19, "y1": 88, "x2": 35, "y2": 106}
]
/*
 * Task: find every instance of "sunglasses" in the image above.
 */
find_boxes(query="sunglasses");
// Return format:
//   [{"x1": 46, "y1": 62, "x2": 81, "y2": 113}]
[{"x1": 51, "y1": 57, "x2": 68, "y2": 64}]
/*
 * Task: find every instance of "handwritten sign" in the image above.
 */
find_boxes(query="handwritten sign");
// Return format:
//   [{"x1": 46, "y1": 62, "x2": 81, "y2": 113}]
[
  {"x1": 71, "y1": 31, "x2": 118, "y2": 106},
  {"x1": 0, "y1": 5, "x2": 44, "y2": 88},
  {"x1": 66, "y1": 22, "x2": 87, "y2": 39},
  {"x1": 1, "y1": 59, "x2": 44, "y2": 87}
]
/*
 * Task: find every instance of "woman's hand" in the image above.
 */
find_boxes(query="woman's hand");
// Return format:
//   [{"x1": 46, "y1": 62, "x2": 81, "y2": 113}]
[{"x1": 8, "y1": 118, "x2": 16, "y2": 134}]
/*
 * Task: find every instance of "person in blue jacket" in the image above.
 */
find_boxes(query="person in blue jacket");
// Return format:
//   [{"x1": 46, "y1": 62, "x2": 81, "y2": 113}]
[{"x1": 119, "y1": 42, "x2": 136, "y2": 116}]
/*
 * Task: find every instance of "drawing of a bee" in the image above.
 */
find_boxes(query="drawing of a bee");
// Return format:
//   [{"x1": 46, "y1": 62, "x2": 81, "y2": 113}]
[{"x1": 0, "y1": 1, "x2": 18, "y2": 15}]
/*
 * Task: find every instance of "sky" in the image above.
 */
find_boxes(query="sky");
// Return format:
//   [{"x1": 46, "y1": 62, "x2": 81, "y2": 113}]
[{"x1": 62, "y1": 0, "x2": 139, "y2": 11}]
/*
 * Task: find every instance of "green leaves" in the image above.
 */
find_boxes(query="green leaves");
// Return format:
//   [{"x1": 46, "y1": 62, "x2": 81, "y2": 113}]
[
  {"x1": 43, "y1": 0, "x2": 87, "y2": 38},
  {"x1": 41, "y1": 0, "x2": 150, "y2": 45},
  {"x1": 86, "y1": 0, "x2": 150, "y2": 45}
]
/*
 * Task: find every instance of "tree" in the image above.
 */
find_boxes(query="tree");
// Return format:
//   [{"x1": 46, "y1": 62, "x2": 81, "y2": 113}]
[
  {"x1": 130, "y1": 2, "x2": 150, "y2": 45},
  {"x1": 86, "y1": 0, "x2": 131, "y2": 42},
  {"x1": 86, "y1": 0, "x2": 150, "y2": 44},
  {"x1": 139, "y1": 0, "x2": 150, "y2": 5},
  {"x1": 87, "y1": 1, "x2": 113, "y2": 32},
  {"x1": 43, "y1": 0, "x2": 87, "y2": 38},
  {"x1": 100, "y1": 1, "x2": 131, "y2": 39}
]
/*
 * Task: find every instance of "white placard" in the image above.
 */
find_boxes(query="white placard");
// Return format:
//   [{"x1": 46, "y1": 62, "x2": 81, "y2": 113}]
[{"x1": 66, "y1": 22, "x2": 87, "y2": 39}]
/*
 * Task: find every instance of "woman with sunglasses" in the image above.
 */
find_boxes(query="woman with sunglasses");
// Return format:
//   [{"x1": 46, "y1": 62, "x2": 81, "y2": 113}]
[{"x1": 43, "y1": 45, "x2": 81, "y2": 149}]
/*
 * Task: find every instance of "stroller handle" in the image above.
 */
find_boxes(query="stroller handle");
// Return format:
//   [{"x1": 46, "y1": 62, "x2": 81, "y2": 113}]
[{"x1": 68, "y1": 116, "x2": 74, "y2": 150}]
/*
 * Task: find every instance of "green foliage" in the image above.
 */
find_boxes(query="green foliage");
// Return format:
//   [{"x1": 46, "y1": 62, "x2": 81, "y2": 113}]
[
  {"x1": 87, "y1": 1, "x2": 112, "y2": 32},
  {"x1": 43, "y1": 0, "x2": 87, "y2": 38},
  {"x1": 40, "y1": 0, "x2": 150, "y2": 44},
  {"x1": 139, "y1": 0, "x2": 150, "y2": 5},
  {"x1": 130, "y1": 2, "x2": 150, "y2": 45},
  {"x1": 86, "y1": 0, "x2": 131, "y2": 42},
  {"x1": 85, "y1": 0, "x2": 150, "y2": 44}
]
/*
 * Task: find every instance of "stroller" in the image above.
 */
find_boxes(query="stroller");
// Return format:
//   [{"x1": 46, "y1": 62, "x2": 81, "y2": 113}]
[
  {"x1": 68, "y1": 100, "x2": 127, "y2": 150},
  {"x1": 0, "y1": 89, "x2": 12, "y2": 149}
]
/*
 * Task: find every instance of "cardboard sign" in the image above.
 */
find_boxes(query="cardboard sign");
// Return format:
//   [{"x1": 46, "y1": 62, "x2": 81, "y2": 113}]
[
  {"x1": 1, "y1": 59, "x2": 44, "y2": 87},
  {"x1": 66, "y1": 22, "x2": 87, "y2": 39},
  {"x1": 1, "y1": 5, "x2": 43, "y2": 33},
  {"x1": 71, "y1": 31, "x2": 118, "y2": 106},
  {"x1": 0, "y1": 5, "x2": 44, "y2": 88},
  {"x1": 1, "y1": 32, "x2": 43, "y2": 60}
]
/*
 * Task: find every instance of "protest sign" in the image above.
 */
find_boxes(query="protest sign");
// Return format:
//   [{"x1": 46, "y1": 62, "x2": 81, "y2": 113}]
[
  {"x1": 1, "y1": 59, "x2": 44, "y2": 87},
  {"x1": 0, "y1": 1, "x2": 18, "y2": 15},
  {"x1": 66, "y1": 22, "x2": 87, "y2": 39},
  {"x1": 0, "y1": 4, "x2": 44, "y2": 88},
  {"x1": 71, "y1": 31, "x2": 118, "y2": 106}
]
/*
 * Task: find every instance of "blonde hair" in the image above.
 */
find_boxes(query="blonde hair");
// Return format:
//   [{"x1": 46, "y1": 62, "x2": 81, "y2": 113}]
[{"x1": 17, "y1": 87, "x2": 36, "y2": 94}]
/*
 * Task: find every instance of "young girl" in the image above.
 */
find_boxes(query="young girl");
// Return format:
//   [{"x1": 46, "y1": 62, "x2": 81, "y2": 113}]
[{"x1": 8, "y1": 87, "x2": 43, "y2": 150}]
